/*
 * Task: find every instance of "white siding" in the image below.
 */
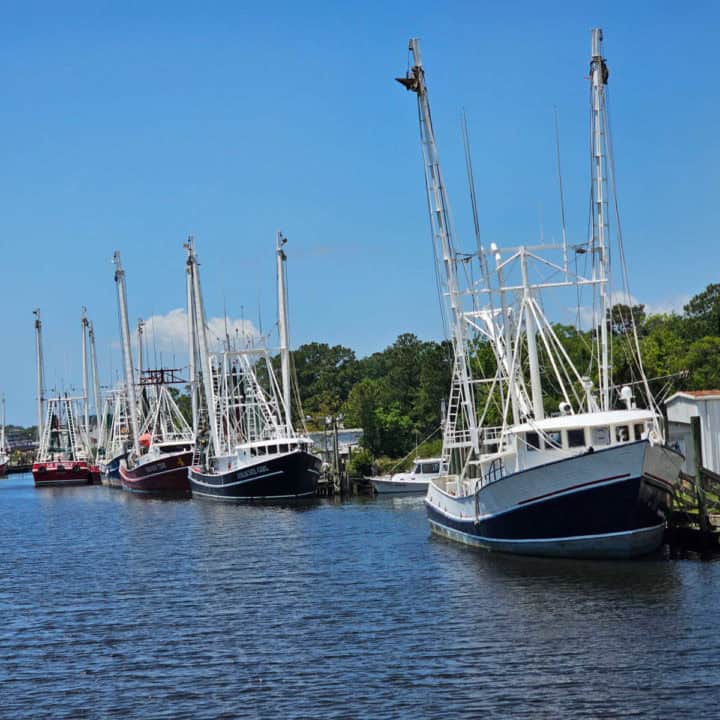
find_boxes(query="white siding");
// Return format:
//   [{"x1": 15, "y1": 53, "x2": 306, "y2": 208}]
[{"x1": 666, "y1": 396, "x2": 720, "y2": 474}]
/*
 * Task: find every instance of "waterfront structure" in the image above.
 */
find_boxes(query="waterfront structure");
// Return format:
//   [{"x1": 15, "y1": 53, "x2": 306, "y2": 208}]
[
  {"x1": 666, "y1": 391, "x2": 720, "y2": 475},
  {"x1": 398, "y1": 30, "x2": 682, "y2": 558}
]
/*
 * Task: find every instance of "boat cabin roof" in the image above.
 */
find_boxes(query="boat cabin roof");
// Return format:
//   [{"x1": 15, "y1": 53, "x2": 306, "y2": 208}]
[
  {"x1": 413, "y1": 457, "x2": 446, "y2": 464},
  {"x1": 509, "y1": 408, "x2": 655, "y2": 435}
]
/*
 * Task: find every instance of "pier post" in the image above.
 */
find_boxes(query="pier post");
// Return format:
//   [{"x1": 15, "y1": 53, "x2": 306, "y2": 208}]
[{"x1": 691, "y1": 415, "x2": 711, "y2": 543}]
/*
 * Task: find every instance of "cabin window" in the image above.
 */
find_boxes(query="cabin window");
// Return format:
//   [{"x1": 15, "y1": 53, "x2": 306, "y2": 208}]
[
  {"x1": 268, "y1": 445, "x2": 277, "y2": 455},
  {"x1": 567, "y1": 429, "x2": 585, "y2": 448},
  {"x1": 634, "y1": 424, "x2": 644, "y2": 441},
  {"x1": 615, "y1": 425, "x2": 629, "y2": 443},
  {"x1": 279, "y1": 444, "x2": 288, "y2": 454},
  {"x1": 591, "y1": 426, "x2": 610, "y2": 446},
  {"x1": 526, "y1": 432, "x2": 540, "y2": 451},
  {"x1": 421, "y1": 462, "x2": 440, "y2": 474},
  {"x1": 546, "y1": 431, "x2": 562, "y2": 449},
  {"x1": 257, "y1": 446, "x2": 265, "y2": 456}
]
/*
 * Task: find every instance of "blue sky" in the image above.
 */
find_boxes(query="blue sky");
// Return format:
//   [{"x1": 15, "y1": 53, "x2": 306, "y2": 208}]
[{"x1": 1, "y1": 1, "x2": 718, "y2": 425}]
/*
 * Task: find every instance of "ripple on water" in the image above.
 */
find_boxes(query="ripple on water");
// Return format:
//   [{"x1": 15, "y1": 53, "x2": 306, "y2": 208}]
[{"x1": 1, "y1": 476, "x2": 719, "y2": 719}]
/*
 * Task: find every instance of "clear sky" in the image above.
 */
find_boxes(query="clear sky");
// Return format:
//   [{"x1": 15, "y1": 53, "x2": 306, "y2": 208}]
[{"x1": 2, "y1": 1, "x2": 718, "y2": 425}]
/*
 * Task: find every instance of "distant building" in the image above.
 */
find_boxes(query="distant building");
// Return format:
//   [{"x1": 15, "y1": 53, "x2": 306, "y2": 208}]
[
  {"x1": 665, "y1": 391, "x2": 720, "y2": 474},
  {"x1": 308, "y1": 428, "x2": 363, "y2": 461}
]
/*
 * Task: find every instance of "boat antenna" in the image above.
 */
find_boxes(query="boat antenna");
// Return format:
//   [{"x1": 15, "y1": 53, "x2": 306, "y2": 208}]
[{"x1": 554, "y1": 106, "x2": 569, "y2": 277}]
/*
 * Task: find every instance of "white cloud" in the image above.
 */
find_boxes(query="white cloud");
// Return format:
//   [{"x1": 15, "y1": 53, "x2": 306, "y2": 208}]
[
  {"x1": 140, "y1": 308, "x2": 262, "y2": 353},
  {"x1": 644, "y1": 294, "x2": 689, "y2": 316}
]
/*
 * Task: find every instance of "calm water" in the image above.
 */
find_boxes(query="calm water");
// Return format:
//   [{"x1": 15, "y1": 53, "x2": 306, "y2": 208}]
[{"x1": 1, "y1": 474, "x2": 719, "y2": 719}]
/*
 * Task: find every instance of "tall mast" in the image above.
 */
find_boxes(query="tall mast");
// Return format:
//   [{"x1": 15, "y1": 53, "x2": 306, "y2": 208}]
[
  {"x1": 520, "y1": 250, "x2": 544, "y2": 420},
  {"x1": 88, "y1": 320, "x2": 103, "y2": 449},
  {"x1": 113, "y1": 252, "x2": 141, "y2": 456},
  {"x1": 186, "y1": 238, "x2": 221, "y2": 457},
  {"x1": 137, "y1": 319, "x2": 145, "y2": 381},
  {"x1": 1, "y1": 395, "x2": 6, "y2": 452},
  {"x1": 276, "y1": 231, "x2": 292, "y2": 432},
  {"x1": 81, "y1": 307, "x2": 90, "y2": 440},
  {"x1": 33, "y1": 309, "x2": 44, "y2": 443},
  {"x1": 185, "y1": 243, "x2": 198, "y2": 438},
  {"x1": 397, "y1": 38, "x2": 478, "y2": 458},
  {"x1": 590, "y1": 28, "x2": 611, "y2": 411}
]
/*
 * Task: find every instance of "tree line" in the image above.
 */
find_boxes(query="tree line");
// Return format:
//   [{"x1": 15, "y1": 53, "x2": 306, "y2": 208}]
[{"x1": 287, "y1": 283, "x2": 720, "y2": 469}]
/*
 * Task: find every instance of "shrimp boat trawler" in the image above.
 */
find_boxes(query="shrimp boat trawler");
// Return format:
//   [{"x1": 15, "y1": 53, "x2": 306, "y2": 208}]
[
  {"x1": 97, "y1": 385, "x2": 131, "y2": 487},
  {"x1": 118, "y1": 369, "x2": 194, "y2": 496},
  {"x1": 113, "y1": 253, "x2": 194, "y2": 496},
  {"x1": 397, "y1": 31, "x2": 682, "y2": 559},
  {"x1": 31, "y1": 309, "x2": 101, "y2": 487},
  {"x1": 372, "y1": 457, "x2": 449, "y2": 494},
  {"x1": 186, "y1": 235, "x2": 321, "y2": 501},
  {"x1": 0, "y1": 396, "x2": 9, "y2": 477},
  {"x1": 32, "y1": 395, "x2": 99, "y2": 486}
]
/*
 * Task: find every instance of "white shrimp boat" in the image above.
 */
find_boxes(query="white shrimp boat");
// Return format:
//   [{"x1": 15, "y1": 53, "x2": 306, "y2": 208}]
[{"x1": 397, "y1": 30, "x2": 682, "y2": 559}]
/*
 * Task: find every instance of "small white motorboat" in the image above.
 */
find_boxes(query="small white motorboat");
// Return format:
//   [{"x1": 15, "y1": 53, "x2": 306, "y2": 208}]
[{"x1": 371, "y1": 457, "x2": 448, "y2": 494}]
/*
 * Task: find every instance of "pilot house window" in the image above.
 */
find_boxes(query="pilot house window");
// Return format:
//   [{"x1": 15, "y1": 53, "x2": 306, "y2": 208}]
[
  {"x1": 526, "y1": 432, "x2": 541, "y2": 451},
  {"x1": 567, "y1": 429, "x2": 585, "y2": 448}
]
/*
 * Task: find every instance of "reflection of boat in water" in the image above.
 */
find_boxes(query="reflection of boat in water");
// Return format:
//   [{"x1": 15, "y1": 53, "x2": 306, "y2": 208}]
[
  {"x1": 371, "y1": 457, "x2": 448, "y2": 494},
  {"x1": 398, "y1": 31, "x2": 681, "y2": 559}
]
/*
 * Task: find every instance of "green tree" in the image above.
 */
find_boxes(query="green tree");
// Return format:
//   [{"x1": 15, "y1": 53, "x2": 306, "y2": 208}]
[
  {"x1": 684, "y1": 283, "x2": 720, "y2": 339},
  {"x1": 685, "y1": 337, "x2": 720, "y2": 389}
]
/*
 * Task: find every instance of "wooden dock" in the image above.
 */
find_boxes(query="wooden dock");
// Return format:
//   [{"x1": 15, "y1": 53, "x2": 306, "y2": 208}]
[{"x1": 667, "y1": 416, "x2": 720, "y2": 554}]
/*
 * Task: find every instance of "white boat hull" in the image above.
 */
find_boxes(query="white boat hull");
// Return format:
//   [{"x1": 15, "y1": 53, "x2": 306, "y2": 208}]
[
  {"x1": 371, "y1": 477, "x2": 429, "y2": 494},
  {"x1": 426, "y1": 440, "x2": 682, "y2": 559}
]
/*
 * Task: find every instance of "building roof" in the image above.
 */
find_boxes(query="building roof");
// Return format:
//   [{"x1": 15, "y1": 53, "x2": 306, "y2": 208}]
[{"x1": 666, "y1": 390, "x2": 720, "y2": 403}]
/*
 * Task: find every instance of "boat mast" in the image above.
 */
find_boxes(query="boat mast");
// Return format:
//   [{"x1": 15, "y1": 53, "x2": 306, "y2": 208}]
[
  {"x1": 590, "y1": 28, "x2": 611, "y2": 411},
  {"x1": 185, "y1": 244, "x2": 198, "y2": 439},
  {"x1": 520, "y1": 250, "x2": 544, "y2": 420},
  {"x1": 276, "y1": 231, "x2": 292, "y2": 433},
  {"x1": 113, "y1": 252, "x2": 141, "y2": 456},
  {"x1": 81, "y1": 307, "x2": 90, "y2": 441},
  {"x1": 137, "y1": 319, "x2": 145, "y2": 381},
  {"x1": 33, "y1": 309, "x2": 44, "y2": 444},
  {"x1": 88, "y1": 320, "x2": 103, "y2": 450},
  {"x1": 186, "y1": 238, "x2": 221, "y2": 457},
  {"x1": 397, "y1": 38, "x2": 479, "y2": 460},
  {"x1": 1, "y1": 395, "x2": 5, "y2": 453}
]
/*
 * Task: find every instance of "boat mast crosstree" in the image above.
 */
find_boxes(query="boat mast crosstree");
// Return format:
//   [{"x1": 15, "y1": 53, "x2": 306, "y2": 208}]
[{"x1": 398, "y1": 31, "x2": 682, "y2": 558}]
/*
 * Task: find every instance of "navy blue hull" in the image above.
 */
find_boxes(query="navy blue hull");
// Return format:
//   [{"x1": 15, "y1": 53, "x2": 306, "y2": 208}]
[
  {"x1": 190, "y1": 451, "x2": 321, "y2": 501},
  {"x1": 427, "y1": 474, "x2": 671, "y2": 542},
  {"x1": 100, "y1": 454, "x2": 125, "y2": 483}
]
